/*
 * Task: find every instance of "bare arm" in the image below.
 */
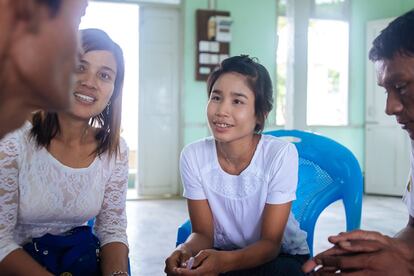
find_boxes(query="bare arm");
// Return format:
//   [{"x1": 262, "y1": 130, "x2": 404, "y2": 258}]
[
  {"x1": 181, "y1": 199, "x2": 215, "y2": 255},
  {"x1": 100, "y1": 242, "x2": 129, "y2": 275},
  {"x1": 303, "y1": 215, "x2": 414, "y2": 275},
  {"x1": 164, "y1": 199, "x2": 214, "y2": 275},
  {"x1": 175, "y1": 202, "x2": 291, "y2": 276},
  {"x1": 216, "y1": 202, "x2": 290, "y2": 272},
  {"x1": 395, "y1": 215, "x2": 414, "y2": 244}
]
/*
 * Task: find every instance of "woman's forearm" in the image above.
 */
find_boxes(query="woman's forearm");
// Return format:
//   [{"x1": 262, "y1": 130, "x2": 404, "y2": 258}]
[
  {"x1": 219, "y1": 239, "x2": 280, "y2": 273},
  {"x1": 181, "y1": 232, "x2": 214, "y2": 256},
  {"x1": 100, "y1": 242, "x2": 129, "y2": 275},
  {"x1": 0, "y1": 249, "x2": 52, "y2": 276}
]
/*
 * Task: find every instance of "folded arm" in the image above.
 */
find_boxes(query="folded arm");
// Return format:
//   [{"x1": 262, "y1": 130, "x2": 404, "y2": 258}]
[
  {"x1": 303, "y1": 216, "x2": 414, "y2": 275},
  {"x1": 171, "y1": 201, "x2": 291, "y2": 276}
]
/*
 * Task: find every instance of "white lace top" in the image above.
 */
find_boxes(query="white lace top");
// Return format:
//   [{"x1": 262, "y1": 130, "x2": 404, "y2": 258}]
[{"x1": 0, "y1": 123, "x2": 129, "y2": 262}]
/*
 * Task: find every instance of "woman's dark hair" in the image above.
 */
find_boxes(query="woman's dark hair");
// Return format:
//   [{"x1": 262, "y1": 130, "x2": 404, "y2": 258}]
[
  {"x1": 369, "y1": 9, "x2": 414, "y2": 61},
  {"x1": 206, "y1": 55, "x2": 273, "y2": 133},
  {"x1": 31, "y1": 28, "x2": 125, "y2": 157}
]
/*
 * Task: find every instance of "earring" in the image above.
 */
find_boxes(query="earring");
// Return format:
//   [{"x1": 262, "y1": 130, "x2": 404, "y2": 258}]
[{"x1": 106, "y1": 102, "x2": 111, "y2": 116}]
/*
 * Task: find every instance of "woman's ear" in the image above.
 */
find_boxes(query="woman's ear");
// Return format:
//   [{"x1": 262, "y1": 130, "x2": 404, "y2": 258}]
[{"x1": 256, "y1": 112, "x2": 269, "y2": 130}]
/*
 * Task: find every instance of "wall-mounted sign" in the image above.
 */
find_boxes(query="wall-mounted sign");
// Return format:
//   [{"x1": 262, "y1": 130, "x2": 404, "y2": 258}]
[{"x1": 195, "y1": 9, "x2": 231, "y2": 81}]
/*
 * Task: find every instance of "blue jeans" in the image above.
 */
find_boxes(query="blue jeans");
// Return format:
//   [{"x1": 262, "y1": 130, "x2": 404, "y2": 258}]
[{"x1": 219, "y1": 253, "x2": 309, "y2": 276}]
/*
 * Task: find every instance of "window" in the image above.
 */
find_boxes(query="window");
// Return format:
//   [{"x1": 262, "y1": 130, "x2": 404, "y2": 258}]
[
  {"x1": 276, "y1": 0, "x2": 288, "y2": 125},
  {"x1": 307, "y1": 18, "x2": 349, "y2": 125},
  {"x1": 307, "y1": 0, "x2": 349, "y2": 125},
  {"x1": 80, "y1": 2, "x2": 139, "y2": 195},
  {"x1": 275, "y1": 0, "x2": 349, "y2": 126}
]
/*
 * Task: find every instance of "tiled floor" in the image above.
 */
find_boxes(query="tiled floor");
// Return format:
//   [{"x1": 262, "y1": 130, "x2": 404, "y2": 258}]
[{"x1": 126, "y1": 195, "x2": 408, "y2": 276}]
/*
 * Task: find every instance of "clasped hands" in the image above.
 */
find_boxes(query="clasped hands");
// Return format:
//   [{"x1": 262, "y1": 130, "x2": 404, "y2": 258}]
[
  {"x1": 165, "y1": 246, "x2": 224, "y2": 276},
  {"x1": 302, "y1": 229, "x2": 414, "y2": 276}
]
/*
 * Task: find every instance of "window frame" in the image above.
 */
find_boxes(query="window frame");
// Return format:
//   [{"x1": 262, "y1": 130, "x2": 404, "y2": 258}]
[{"x1": 275, "y1": 0, "x2": 350, "y2": 128}]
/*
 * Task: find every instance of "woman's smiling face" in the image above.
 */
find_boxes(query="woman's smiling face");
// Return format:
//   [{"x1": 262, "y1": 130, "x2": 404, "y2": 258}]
[
  {"x1": 69, "y1": 50, "x2": 117, "y2": 120},
  {"x1": 207, "y1": 72, "x2": 258, "y2": 144}
]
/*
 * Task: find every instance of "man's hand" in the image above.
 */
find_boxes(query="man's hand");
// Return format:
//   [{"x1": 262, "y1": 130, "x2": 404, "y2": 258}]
[{"x1": 302, "y1": 230, "x2": 414, "y2": 275}]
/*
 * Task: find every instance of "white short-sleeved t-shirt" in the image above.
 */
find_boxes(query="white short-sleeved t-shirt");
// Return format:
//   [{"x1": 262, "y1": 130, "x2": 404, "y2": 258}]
[
  {"x1": 403, "y1": 140, "x2": 414, "y2": 216},
  {"x1": 181, "y1": 135, "x2": 309, "y2": 255}
]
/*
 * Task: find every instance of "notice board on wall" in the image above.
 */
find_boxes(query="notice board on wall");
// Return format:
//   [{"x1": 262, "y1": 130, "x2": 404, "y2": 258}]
[{"x1": 195, "y1": 9, "x2": 232, "y2": 81}]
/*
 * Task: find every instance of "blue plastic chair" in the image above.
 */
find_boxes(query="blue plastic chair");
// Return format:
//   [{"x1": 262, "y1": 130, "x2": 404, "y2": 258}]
[
  {"x1": 87, "y1": 218, "x2": 95, "y2": 228},
  {"x1": 176, "y1": 130, "x2": 363, "y2": 256}
]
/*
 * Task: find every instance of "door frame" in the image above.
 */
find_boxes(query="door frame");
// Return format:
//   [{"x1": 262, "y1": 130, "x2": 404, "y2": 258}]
[{"x1": 137, "y1": 4, "x2": 183, "y2": 197}]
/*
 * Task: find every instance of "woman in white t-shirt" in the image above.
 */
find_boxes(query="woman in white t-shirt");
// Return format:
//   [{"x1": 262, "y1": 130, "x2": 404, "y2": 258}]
[
  {"x1": 0, "y1": 29, "x2": 129, "y2": 276},
  {"x1": 165, "y1": 55, "x2": 309, "y2": 276}
]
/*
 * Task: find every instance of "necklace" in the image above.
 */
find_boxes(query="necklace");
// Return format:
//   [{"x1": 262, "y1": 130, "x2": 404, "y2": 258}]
[{"x1": 218, "y1": 135, "x2": 259, "y2": 167}]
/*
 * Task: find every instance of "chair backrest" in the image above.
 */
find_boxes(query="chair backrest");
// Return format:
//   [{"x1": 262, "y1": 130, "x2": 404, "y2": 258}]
[{"x1": 264, "y1": 129, "x2": 363, "y2": 255}]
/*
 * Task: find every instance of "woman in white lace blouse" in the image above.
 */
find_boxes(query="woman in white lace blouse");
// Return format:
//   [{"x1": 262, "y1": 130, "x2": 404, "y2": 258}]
[{"x1": 0, "y1": 29, "x2": 129, "y2": 276}]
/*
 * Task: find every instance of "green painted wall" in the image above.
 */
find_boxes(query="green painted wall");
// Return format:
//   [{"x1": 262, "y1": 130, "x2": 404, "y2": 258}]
[
  {"x1": 181, "y1": 0, "x2": 414, "y2": 171},
  {"x1": 311, "y1": 0, "x2": 413, "y2": 169},
  {"x1": 181, "y1": 0, "x2": 277, "y2": 145}
]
